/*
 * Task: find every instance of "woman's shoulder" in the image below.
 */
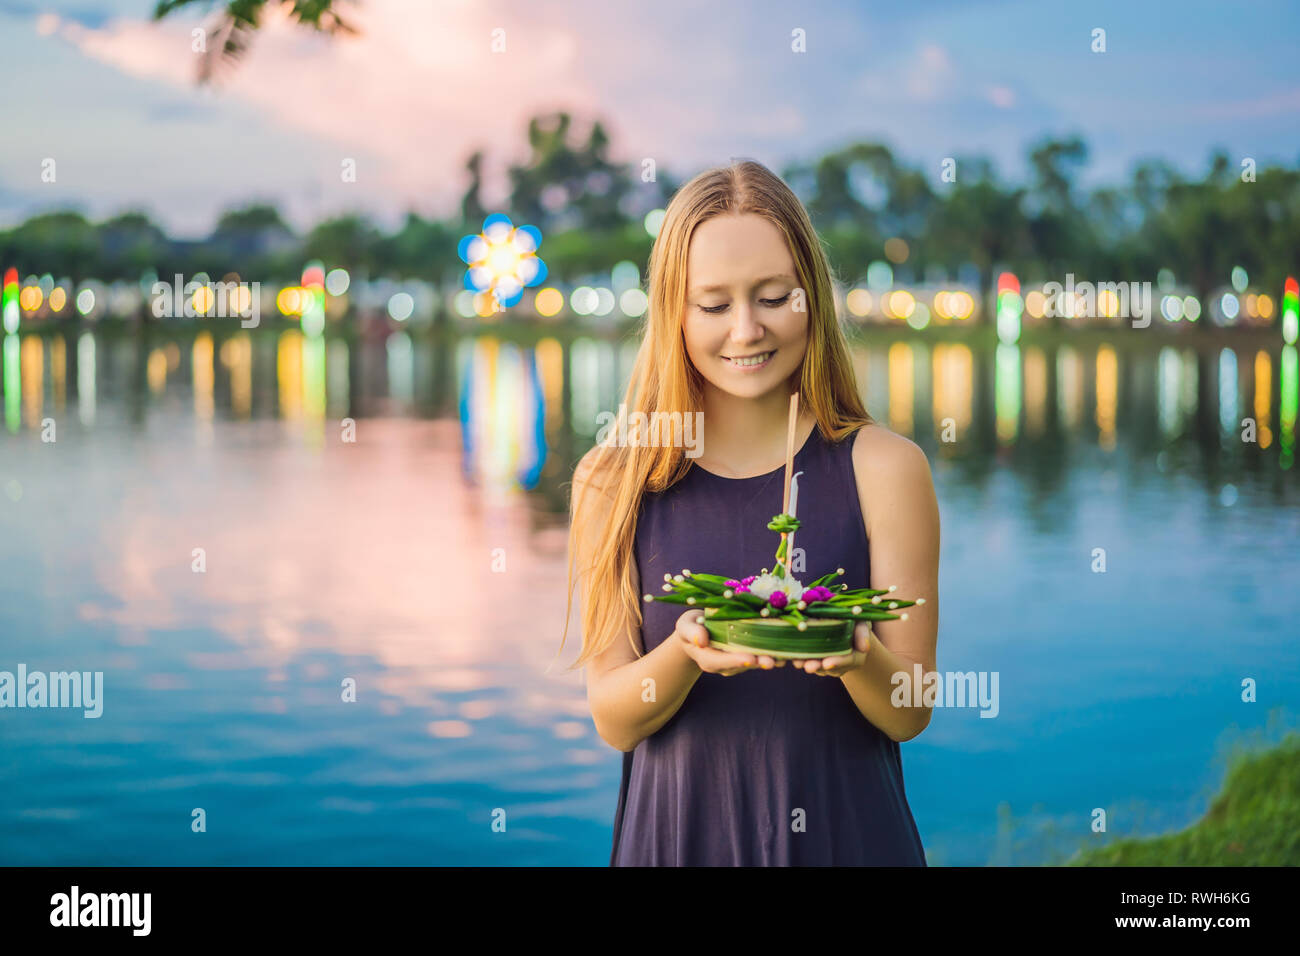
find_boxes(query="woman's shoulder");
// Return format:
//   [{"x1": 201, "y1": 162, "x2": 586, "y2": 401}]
[
  {"x1": 572, "y1": 443, "x2": 621, "y2": 508},
  {"x1": 847, "y1": 422, "x2": 934, "y2": 500},
  {"x1": 571, "y1": 443, "x2": 653, "y2": 517},
  {"x1": 572, "y1": 442, "x2": 607, "y2": 487},
  {"x1": 848, "y1": 420, "x2": 928, "y2": 464}
]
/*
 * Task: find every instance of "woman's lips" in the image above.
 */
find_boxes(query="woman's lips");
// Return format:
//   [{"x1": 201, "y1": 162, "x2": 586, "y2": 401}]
[{"x1": 722, "y1": 349, "x2": 775, "y2": 371}]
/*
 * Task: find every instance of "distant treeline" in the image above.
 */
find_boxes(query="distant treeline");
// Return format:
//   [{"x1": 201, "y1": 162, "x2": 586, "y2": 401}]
[{"x1": 3, "y1": 112, "x2": 1298, "y2": 307}]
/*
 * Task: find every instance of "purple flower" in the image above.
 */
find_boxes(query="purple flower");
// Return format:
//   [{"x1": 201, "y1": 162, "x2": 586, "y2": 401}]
[
  {"x1": 769, "y1": 590, "x2": 788, "y2": 608},
  {"x1": 725, "y1": 577, "x2": 752, "y2": 593},
  {"x1": 802, "y1": 586, "x2": 833, "y2": 603},
  {"x1": 724, "y1": 579, "x2": 741, "y2": 588},
  {"x1": 741, "y1": 575, "x2": 756, "y2": 585}
]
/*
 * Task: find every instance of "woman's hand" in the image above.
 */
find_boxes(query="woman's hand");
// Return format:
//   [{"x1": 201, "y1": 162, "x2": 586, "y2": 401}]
[
  {"x1": 674, "y1": 610, "x2": 785, "y2": 675},
  {"x1": 790, "y1": 621, "x2": 872, "y2": 677}
]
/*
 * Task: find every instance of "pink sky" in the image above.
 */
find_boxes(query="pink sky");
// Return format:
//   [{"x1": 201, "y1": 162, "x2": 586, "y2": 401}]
[{"x1": 3, "y1": 0, "x2": 1296, "y2": 236}]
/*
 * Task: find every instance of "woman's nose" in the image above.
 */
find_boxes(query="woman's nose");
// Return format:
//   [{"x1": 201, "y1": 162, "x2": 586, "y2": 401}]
[{"x1": 729, "y1": 302, "x2": 764, "y2": 343}]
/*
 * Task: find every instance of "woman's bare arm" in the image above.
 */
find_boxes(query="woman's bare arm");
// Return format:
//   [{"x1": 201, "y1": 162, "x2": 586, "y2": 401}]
[
  {"x1": 573, "y1": 450, "x2": 767, "y2": 751},
  {"x1": 585, "y1": 616, "x2": 703, "y2": 752},
  {"x1": 837, "y1": 425, "x2": 941, "y2": 742}
]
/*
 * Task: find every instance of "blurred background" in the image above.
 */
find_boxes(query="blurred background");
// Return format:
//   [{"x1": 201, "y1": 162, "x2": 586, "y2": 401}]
[{"x1": 1, "y1": 0, "x2": 1298, "y2": 865}]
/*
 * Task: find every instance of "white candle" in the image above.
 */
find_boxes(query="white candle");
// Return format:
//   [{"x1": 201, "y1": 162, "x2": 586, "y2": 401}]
[{"x1": 788, "y1": 470, "x2": 803, "y2": 518}]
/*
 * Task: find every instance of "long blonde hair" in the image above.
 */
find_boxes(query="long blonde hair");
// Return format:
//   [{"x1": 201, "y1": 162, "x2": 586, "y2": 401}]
[{"x1": 560, "y1": 160, "x2": 873, "y2": 668}]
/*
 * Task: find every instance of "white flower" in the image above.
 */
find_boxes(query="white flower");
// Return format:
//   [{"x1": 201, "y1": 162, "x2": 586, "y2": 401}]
[{"x1": 746, "y1": 572, "x2": 804, "y2": 602}]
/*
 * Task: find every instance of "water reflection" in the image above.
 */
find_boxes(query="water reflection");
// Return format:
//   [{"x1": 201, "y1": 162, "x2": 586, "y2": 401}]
[
  {"x1": 458, "y1": 337, "x2": 547, "y2": 491},
  {"x1": 4, "y1": 326, "x2": 1299, "y2": 491},
  {"x1": 1, "y1": 326, "x2": 1297, "y2": 865},
  {"x1": 1282, "y1": 345, "x2": 1299, "y2": 466}
]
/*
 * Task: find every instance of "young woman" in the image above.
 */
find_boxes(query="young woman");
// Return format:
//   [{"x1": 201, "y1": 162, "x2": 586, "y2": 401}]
[{"x1": 562, "y1": 160, "x2": 939, "y2": 866}]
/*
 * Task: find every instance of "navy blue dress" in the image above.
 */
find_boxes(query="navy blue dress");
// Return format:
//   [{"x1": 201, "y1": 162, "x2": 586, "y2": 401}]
[{"x1": 609, "y1": 423, "x2": 927, "y2": 866}]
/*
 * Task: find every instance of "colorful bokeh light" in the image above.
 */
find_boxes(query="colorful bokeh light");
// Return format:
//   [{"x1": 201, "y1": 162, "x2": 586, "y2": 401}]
[{"x1": 458, "y1": 214, "x2": 547, "y2": 312}]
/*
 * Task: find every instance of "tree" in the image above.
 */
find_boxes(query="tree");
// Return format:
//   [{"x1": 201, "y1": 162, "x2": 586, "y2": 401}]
[
  {"x1": 375, "y1": 213, "x2": 463, "y2": 282},
  {"x1": 153, "y1": 0, "x2": 358, "y2": 83},
  {"x1": 506, "y1": 113, "x2": 632, "y2": 234},
  {"x1": 460, "y1": 151, "x2": 488, "y2": 229},
  {"x1": 928, "y1": 158, "x2": 1029, "y2": 324},
  {"x1": 0, "y1": 211, "x2": 99, "y2": 281},
  {"x1": 1024, "y1": 137, "x2": 1093, "y2": 311},
  {"x1": 98, "y1": 212, "x2": 169, "y2": 279},
  {"x1": 304, "y1": 214, "x2": 382, "y2": 275}
]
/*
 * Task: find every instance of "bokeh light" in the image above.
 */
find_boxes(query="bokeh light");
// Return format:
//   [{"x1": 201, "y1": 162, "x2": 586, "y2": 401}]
[
  {"x1": 325, "y1": 268, "x2": 350, "y2": 296},
  {"x1": 458, "y1": 215, "x2": 547, "y2": 312},
  {"x1": 846, "y1": 288, "x2": 873, "y2": 317},
  {"x1": 387, "y1": 292, "x2": 415, "y2": 322},
  {"x1": 534, "y1": 288, "x2": 564, "y2": 318},
  {"x1": 619, "y1": 288, "x2": 648, "y2": 317}
]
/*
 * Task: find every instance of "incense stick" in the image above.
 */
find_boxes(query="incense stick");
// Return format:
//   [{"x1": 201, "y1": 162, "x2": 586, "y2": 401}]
[{"x1": 781, "y1": 392, "x2": 799, "y2": 575}]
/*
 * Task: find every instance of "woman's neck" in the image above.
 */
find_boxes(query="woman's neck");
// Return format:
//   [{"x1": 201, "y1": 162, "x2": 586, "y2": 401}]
[{"x1": 695, "y1": 385, "x2": 817, "y2": 479}]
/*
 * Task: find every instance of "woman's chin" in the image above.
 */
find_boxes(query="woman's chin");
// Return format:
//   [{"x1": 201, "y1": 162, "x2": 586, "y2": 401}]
[{"x1": 704, "y1": 369, "x2": 793, "y2": 400}]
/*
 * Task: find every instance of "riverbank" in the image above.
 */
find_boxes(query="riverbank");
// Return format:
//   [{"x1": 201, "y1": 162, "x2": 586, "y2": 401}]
[{"x1": 1070, "y1": 732, "x2": 1300, "y2": 865}]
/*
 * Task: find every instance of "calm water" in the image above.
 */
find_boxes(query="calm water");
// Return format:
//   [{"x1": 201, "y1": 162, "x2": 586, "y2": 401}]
[{"x1": 1, "y1": 325, "x2": 1298, "y2": 865}]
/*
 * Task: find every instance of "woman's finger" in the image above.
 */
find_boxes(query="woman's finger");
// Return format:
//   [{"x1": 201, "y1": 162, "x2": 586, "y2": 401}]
[
  {"x1": 697, "y1": 648, "x2": 756, "y2": 672},
  {"x1": 676, "y1": 625, "x2": 708, "y2": 647},
  {"x1": 718, "y1": 661, "x2": 755, "y2": 676},
  {"x1": 675, "y1": 611, "x2": 710, "y2": 647}
]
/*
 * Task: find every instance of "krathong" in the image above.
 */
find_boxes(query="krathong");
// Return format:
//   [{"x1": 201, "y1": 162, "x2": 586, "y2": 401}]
[{"x1": 643, "y1": 392, "x2": 924, "y2": 658}]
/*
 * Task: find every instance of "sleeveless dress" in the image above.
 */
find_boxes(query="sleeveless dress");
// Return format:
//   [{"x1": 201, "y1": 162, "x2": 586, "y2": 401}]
[{"x1": 609, "y1": 423, "x2": 927, "y2": 866}]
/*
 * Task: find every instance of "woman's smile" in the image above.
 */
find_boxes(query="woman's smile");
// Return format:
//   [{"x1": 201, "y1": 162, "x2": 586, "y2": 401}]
[{"x1": 722, "y1": 348, "x2": 776, "y2": 371}]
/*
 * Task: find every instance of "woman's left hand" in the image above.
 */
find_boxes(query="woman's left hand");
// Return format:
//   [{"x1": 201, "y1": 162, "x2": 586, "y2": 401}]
[{"x1": 790, "y1": 622, "x2": 872, "y2": 676}]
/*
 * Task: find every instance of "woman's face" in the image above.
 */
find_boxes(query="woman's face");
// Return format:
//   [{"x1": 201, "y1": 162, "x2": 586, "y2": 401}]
[{"x1": 682, "y1": 213, "x2": 808, "y2": 400}]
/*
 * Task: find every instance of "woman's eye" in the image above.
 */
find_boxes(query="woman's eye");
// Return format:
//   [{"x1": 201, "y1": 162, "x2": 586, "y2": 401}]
[{"x1": 698, "y1": 293, "x2": 790, "y2": 314}]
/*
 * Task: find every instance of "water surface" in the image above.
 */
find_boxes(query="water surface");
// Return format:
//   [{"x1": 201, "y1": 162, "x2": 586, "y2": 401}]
[{"x1": 1, "y1": 326, "x2": 1297, "y2": 864}]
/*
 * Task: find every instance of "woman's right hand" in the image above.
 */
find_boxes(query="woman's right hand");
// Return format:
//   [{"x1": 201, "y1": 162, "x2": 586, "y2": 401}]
[{"x1": 673, "y1": 610, "x2": 784, "y2": 674}]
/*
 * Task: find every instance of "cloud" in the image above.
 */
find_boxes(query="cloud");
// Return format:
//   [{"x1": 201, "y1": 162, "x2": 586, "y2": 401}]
[
  {"x1": 33, "y1": 2, "x2": 607, "y2": 214},
  {"x1": 854, "y1": 41, "x2": 963, "y2": 106},
  {"x1": 985, "y1": 85, "x2": 1015, "y2": 109},
  {"x1": 9, "y1": 0, "x2": 1296, "y2": 235},
  {"x1": 904, "y1": 43, "x2": 954, "y2": 102}
]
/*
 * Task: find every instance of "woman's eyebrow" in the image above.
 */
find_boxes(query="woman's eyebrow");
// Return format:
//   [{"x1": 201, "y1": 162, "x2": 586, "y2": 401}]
[{"x1": 689, "y1": 274, "x2": 797, "y2": 295}]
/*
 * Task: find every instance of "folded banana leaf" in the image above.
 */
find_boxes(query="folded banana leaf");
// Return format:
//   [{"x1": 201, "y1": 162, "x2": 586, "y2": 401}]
[{"x1": 701, "y1": 611, "x2": 853, "y2": 659}]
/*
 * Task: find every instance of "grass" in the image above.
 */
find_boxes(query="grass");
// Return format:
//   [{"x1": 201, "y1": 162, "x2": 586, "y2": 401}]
[{"x1": 1069, "y1": 731, "x2": 1300, "y2": 866}]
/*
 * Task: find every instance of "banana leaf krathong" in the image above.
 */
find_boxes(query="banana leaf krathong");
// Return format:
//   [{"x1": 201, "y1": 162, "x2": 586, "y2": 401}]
[
  {"x1": 642, "y1": 392, "x2": 925, "y2": 659},
  {"x1": 642, "y1": 515, "x2": 926, "y2": 658}
]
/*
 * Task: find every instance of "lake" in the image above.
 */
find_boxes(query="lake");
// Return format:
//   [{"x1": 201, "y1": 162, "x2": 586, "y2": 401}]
[{"x1": 1, "y1": 322, "x2": 1297, "y2": 865}]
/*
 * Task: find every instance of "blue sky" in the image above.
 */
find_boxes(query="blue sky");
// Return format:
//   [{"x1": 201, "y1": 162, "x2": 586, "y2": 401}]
[{"x1": 0, "y1": 0, "x2": 1296, "y2": 237}]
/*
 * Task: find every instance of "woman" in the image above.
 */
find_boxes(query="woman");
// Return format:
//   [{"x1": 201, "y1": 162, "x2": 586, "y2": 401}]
[{"x1": 562, "y1": 160, "x2": 939, "y2": 865}]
